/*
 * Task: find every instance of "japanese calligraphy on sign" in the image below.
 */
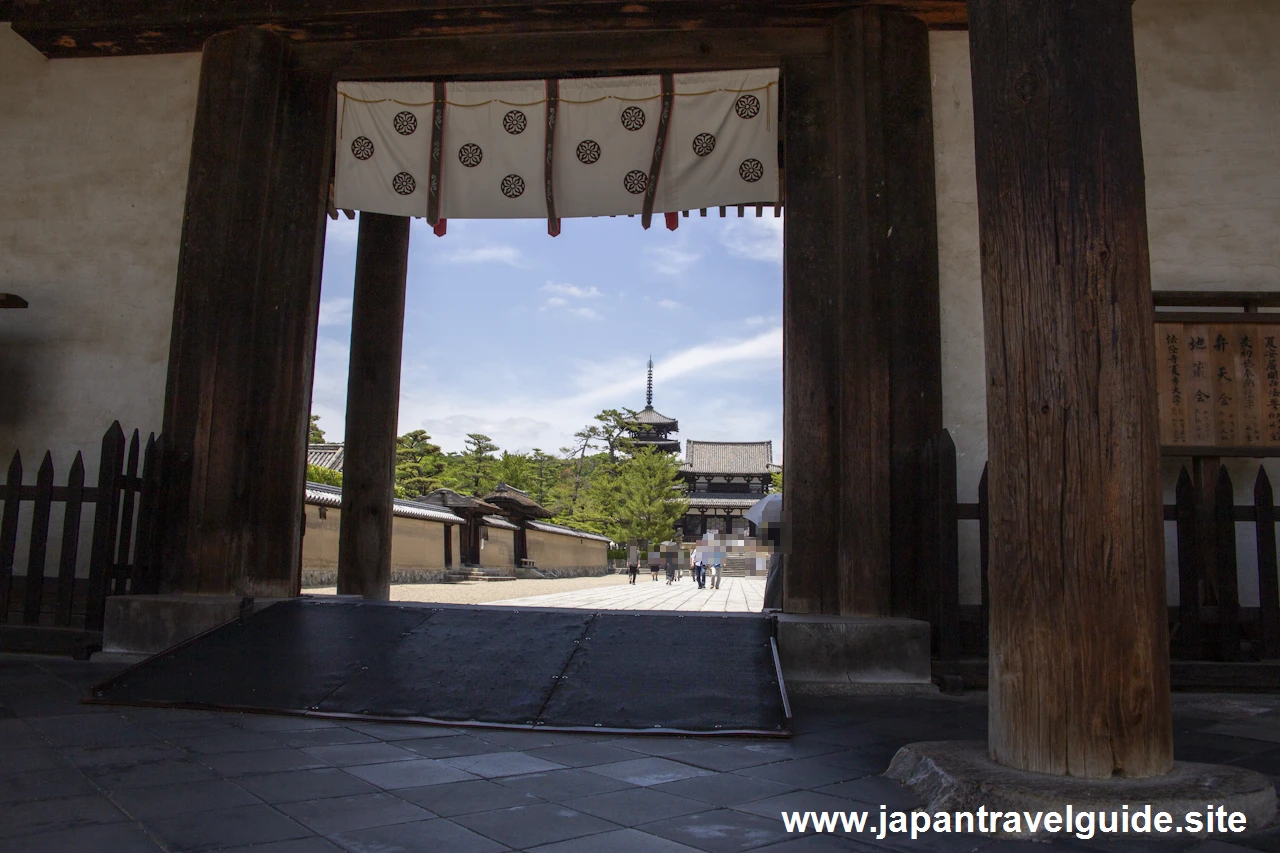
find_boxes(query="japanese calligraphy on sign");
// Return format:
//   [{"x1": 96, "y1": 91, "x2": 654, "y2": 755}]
[{"x1": 1156, "y1": 321, "x2": 1280, "y2": 450}]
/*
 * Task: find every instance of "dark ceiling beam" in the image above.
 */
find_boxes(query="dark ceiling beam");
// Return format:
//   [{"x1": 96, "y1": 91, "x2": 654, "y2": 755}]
[{"x1": 7, "y1": 0, "x2": 966, "y2": 59}]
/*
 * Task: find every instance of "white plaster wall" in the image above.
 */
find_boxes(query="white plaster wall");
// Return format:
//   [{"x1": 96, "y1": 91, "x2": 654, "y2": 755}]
[
  {"x1": 930, "y1": 1, "x2": 1280, "y2": 605},
  {"x1": 0, "y1": 24, "x2": 199, "y2": 484}
]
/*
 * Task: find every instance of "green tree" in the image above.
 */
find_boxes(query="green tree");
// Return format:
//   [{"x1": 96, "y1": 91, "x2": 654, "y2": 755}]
[
  {"x1": 590, "y1": 408, "x2": 639, "y2": 462},
  {"x1": 770, "y1": 466, "x2": 783, "y2": 494},
  {"x1": 529, "y1": 448, "x2": 560, "y2": 507},
  {"x1": 614, "y1": 447, "x2": 688, "y2": 545},
  {"x1": 458, "y1": 433, "x2": 499, "y2": 495},
  {"x1": 395, "y1": 430, "x2": 445, "y2": 497},
  {"x1": 493, "y1": 451, "x2": 534, "y2": 493},
  {"x1": 305, "y1": 463, "x2": 342, "y2": 487},
  {"x1": 309, "y1": 414, "x2": 326, "y2": 444}
]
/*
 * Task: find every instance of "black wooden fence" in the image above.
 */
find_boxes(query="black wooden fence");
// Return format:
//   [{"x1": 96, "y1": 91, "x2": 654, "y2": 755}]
[
  {"x1": 0, "y1": 423, "x2": 162, "y2": 656},
  {"x1": 923, "y1": 428, "x2": 1280, "y2": 668}
]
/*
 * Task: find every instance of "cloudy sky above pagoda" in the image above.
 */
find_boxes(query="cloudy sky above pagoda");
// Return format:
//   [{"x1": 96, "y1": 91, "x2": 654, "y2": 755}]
[{"x1": 310, "y1": 214, "x2": 783, "y2": 458}]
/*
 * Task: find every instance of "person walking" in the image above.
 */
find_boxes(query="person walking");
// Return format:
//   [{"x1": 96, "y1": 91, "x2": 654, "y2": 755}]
[
  {"x1": 649, "y1": 549, "x2": 661, "y2": 582},
  {"x1": 627, "y1": 560, "x2": 639, "y2": 585}
]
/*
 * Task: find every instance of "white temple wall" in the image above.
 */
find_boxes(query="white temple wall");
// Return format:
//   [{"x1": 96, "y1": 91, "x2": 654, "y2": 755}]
[
  {"x1": 0, "y1": 24, "x2": 199, "y2": 484},
  {"x1": 931, "y1": 0, "x2": 1280, "y2": 605}
]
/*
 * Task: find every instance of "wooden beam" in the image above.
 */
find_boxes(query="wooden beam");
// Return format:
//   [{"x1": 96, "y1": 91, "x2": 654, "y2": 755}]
[
  {"x1": 781, "y1": 52, "x2": 840, "y2": 615},
  {"x1": 9, "y1": 1, "x2": 967, "y2": 59},
  {"x1": 0, "y1": 294, "x2": 28, "y2": 309},
  {"x1": 970, "y1": 0, "x2": 1173, "y2": 778},
  {"x1": 337, "y1": 213, "x2": 410, "y2": 601},
  {"x1": 161, "y1": 27, "x2": 317, "y2": 598}
]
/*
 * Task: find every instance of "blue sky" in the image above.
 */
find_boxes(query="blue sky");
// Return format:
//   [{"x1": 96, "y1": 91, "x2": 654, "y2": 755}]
[{"x1": 310, "y1": 213, "x2": 783, "y2": 460}]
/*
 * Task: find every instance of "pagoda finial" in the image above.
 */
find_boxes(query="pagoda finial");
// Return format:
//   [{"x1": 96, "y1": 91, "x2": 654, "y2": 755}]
[{"x1": 646, "y1": 357, "x2": 654, "y2": 409}]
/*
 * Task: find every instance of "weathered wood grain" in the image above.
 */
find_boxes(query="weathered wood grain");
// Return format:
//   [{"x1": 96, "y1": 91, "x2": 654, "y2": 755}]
[
  {"x1": 10, "y1": 1, "x2": 967, "y2": 58},
  {"x1": 970, "y1": 0, "x2": 1172, "y2": 777},
  {"x1": 337, "y1": 213, "x2": 410, "y2": 601},
  {"x1": 1256, "y1": 467, "x2": 1280, "y2": 660}
]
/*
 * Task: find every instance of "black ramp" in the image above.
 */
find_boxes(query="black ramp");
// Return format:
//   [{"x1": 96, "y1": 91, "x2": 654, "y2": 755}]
[
  {"x1": 93, "y1": 599, "x2": 430, "y2": 711},
  {"x1": 320, "y1": 608, "x2": 593, "y2": 725},
  {"x1": 537, "y1": 612, "x2": 787, "y2": 734}
]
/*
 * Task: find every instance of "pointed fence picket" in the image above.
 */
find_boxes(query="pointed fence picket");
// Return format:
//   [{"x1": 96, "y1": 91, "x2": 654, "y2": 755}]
[
  {"x1": 922, "y1": 428, "x2": 1280, "y2": 669},
  {"x1": 0, "y1": 422, "x2": 161, "y2": 655}
]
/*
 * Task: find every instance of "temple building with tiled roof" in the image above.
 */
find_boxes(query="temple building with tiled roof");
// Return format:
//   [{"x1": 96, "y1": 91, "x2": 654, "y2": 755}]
[{"x1": 680, "y1": 440, "x2": 774, "y2": 539}]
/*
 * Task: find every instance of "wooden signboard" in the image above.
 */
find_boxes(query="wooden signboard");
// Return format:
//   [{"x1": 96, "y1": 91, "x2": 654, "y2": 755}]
[{"x1": 1156, "y1": 316, "x2": 1280, "y2": 455}]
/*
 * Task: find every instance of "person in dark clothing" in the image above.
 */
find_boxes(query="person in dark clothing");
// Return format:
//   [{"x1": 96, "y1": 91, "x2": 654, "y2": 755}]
[
  {"x1": 627, "y1": 561, "x2": 639, "y2": 584},
  {"x1": 761, "y1": 521, "x2": 784, "y2": 610}
]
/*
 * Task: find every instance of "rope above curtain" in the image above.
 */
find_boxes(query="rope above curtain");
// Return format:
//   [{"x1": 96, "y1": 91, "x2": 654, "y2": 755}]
[{"x1": 333, "y1": 69, "x2": 779, "y2": 234}]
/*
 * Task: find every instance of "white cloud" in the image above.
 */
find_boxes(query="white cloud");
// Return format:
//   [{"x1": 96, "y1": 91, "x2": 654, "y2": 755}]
[
  {"x1": 544, "y1": 297, "x2": 568, "y2": 308},
  {"x1": 445, "y1": 244, "x2": 529, "y2": 267},
  {"x1": 540, "y1": 282, "x2": 601, "y2": 298},
  {"x1": 647, "y1": 245, "x2": 700, "y2": 276},
  {"x1": 720, "y1": 216, "x2": 784, "y2": 263},
  {"x1": 569, "y1": 307, "x2": 602, "y2": 320},
  {"x1": 317, "y1": 297, "x2": 352, "y2": 328},
  {"x1": 658, "y1": 299, "x2": 681, "y2": 310},
  {"x1": 744, "y1": 315, "x2": 767, "y2": 326},
  {"x1": 325, "y1": 217, "x2": 359, "y2": 246}
]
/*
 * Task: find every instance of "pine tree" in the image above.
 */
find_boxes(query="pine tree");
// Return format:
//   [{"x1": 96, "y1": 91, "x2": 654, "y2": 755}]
[
  {"x1": 614, "y1": 447, "x2": 688, "y2": 545},
  {"x1": 459, "y1": 433, "x2": 499, "y2": 496},
  {"x1": 309, "y1": 414, "x2": 326, "y2": 444},
  {"x1": 395, "y1": 430, "x2": 445, "y2": 497}
]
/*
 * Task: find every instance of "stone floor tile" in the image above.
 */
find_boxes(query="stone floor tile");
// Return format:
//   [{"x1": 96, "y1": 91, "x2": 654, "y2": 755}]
[
  {"x1": 84, "y1": 757, "x2": 220, "y2": 790},
  {"x1": 730, "y1": 790, "x2": 875, "y2": 823},
  {"x1": 27, "y1": 715, "x2": 155, "y2": 748},
  {"x1": 529, "y1": 826, "x2": 706, "y2": 852},
  {"x1": 398, "y1": 733, "x2": 509, "y2": 759},
  {"x1": 344, "y1": 722, "x2": 460, "y2": 741},
  {"x1": 668, "y1": 745, "x2": 785, "y2": 772},
  {"x1": 0, "y1": 793, "x2": 128, "y2": 840},
  {"x1": 143, "y1": 803, "x2": 312, "y2": 852},
  {"x1": 736, "y1": 757, "x2": 868, "y2": 790},
  {"x1": 235, "y1": 767, "x2": 378, "y2": 804},
  {"x1": 0, "y1": 820, "x2": 165, "y2": 853},
  {"x1": 109, "y1": 777, "x2": 262, "y2": 818},
  {"x1": 741, "y1": 739, "x2": 847, "y2": 762},
  {"x1": 274, "y1": 728, "x2": 379, "y2": 749},
  {"x1": 227, "y1": 715, "x2": 340, "y2": 733},
  {"x1": 526, "y1": 742, "x2": 643, "y2": 768},
  {"x1": 610, "y1": 737, "x2": 718, "y2": 757},
  {"x1": 0, "y1": 747, "x2": 66, "y2": 775},
  {"x1": 213, "y1": 839, "x2": 344, "y2": 853},
  {"x1": 171, "y1": 731, "x2": 285, "y2": 755},
  {"x1": 441, "y1": 750, "x2": 567, "y2": 779},
  {"x1": 200, "y1": 747, "x2": 330, "y2": 777},
  {"x1": 61, "y1": 742, "x2": 187, "y2": 768},
  {"x1": 331, "y1": 817, "x2": 509, "y2": 853},
  {"x1": 0, "y1": 766, "x2": 96, "y2": 802},
  {"x1": 589, "y1": 756, "x2": 717, "y2": 787},
  {"x1": 344, "y1": 757, "x2": 480, "y2": 790},
  {"x1": 276, "y1": 791, "x2": 434, "y2": 835},
  {"x1": 644, "y1": 807, "x2": 792, "y2": 853},
  {"x1": 301, "y1": 741, "x2": 419, "y2": 767},
  {"x1": 655, "y1": 773, "x2": 800, "y2": 808},
  {"x1": 473, "y1": 729, "x2": 587, "y2": 750},
  {"x1": 497, "y1": 768, "x2": 635, "y2": 801},
  {"x1": 564, "y1": 786, "x2": 710, "y2": 826},
  {"x1": 396, "y1": 778, "x2": 543, "y2": 816},
  {"x1": 813, "y1": 776, "x2": 923, "y2": 810},
  {"x1": 453, "y1": 801, "x2": 619, "y2": 848}
]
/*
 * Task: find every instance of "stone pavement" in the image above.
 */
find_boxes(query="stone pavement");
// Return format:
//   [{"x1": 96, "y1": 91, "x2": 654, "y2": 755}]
[
  {"x1": 2, "y1": 652, "x2": 1279, "y2": 852},
  {"x1": 492, "y1": 575, "x2": 765, "y2": 613}
]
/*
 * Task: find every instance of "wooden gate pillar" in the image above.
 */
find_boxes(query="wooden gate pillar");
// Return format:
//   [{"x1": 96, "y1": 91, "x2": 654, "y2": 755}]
[
  {"x1": 160, "y1": 27, "x2": 329, "y2": 597},
  {"x1": 783, "y1": 8, "x2": 941, "y2": 616},
  {"x1": 336, "y1": 213, "x2": 410, "y2": 601},
  {"x1": 968, "y1": 0, "x2": 1173, "y2": 777}
]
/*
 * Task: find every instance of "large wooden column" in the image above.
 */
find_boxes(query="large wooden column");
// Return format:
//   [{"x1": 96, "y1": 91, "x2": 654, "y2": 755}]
[
  {"x1": 161, "y1": 28, "x2": 330, "y2": 597},
  {"x1": 336, "y1": 213, "x2": 410, "y2": 600},
  {"x1": 968, "y1": 0, "x2": 1173, "y2": 777},
  {"x1": 783, "y1": 9, "x2": 941, "y2": 616}
]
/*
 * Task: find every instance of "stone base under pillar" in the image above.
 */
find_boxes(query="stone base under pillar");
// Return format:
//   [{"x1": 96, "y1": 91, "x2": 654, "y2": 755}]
[
  {"x1": 887, "y1": 741, "x2": 1276, "y2": 839},
  {"x1": 776, "y1": 614, "x2": 935, "y2": 695},
  {"x1": 100, "y1": 593, "x2": 300, "y2": 658}
]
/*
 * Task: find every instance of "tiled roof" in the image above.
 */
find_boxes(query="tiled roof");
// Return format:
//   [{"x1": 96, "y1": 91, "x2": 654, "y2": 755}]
[
  {"x1": 684, "y1": 492, "x2": 766, "y2": 509},
  {"x1": 632, "y1": 406, "x2": 678, "y2": 427},
  {"x1": 482, "y1": 514, "x2": 520, "y2": 531},
  {"x1": 526, "y1": 521, "x2": 612, "y2": 543},
  {"x1": 307, "y1": 443, "x2": 344, "y2": 472},
  {"x1": 681, "y1": 441, "x2": 773, "y2": 474},
  {"x1": 304, "y1": 482, "x2": 463, "y2": 524}
]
